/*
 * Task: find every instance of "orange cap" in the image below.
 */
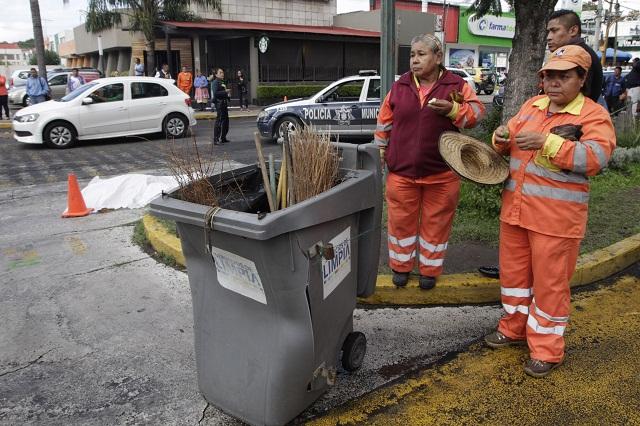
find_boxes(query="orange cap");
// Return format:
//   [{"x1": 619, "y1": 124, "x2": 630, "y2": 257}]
[{"x1": 539, "y1": 45, "x2": 592, "y2": 74}]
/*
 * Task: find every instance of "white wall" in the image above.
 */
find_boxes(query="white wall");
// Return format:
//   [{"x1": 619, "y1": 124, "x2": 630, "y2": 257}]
[{"x1": 193, "y1": 0, "x2": 338, "y2": 26}]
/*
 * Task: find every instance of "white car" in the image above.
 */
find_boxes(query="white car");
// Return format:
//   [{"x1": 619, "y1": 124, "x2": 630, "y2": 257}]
[
  {"x1": 445, "y1": 67, "x2": 477, "y2": 93},
  {"x1": 12, "y1": 76, "x2": 197, "y2": 149}
]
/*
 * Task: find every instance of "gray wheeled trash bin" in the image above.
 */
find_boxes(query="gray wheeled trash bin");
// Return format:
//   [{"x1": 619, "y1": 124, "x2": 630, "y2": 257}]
[{"x1": 149, "y1": 143, "x2": 382, "y2": 425}]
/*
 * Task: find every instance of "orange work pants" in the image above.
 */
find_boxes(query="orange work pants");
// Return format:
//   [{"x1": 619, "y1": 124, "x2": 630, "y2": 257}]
[
  {"x1": 497, "y1": 222, "x2": 581, "y2": 363},
  {"x1": 386, "y1": 171, "x2": 460, "y2": 277}
]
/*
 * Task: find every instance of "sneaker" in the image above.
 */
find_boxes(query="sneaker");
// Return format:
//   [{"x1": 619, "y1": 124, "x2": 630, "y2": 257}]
[
  {"x1": 419, "y1": 275, "x2": 436, "y2": 290},
  {"x1": 484, "y1": 331, "x2": 527, "y2": 348},
  {"x1": 392, "y1": 270, "x2": 409, "y2": 287},
  {"x1": 523, "y1": 358, "x2": 563, "y2": 378},
  {"x1": 213, "y1": 140, "x2": 220, "y2": 146},
  {"x1": 478, "y1": 266, "x2": 500, "y2": 279},
  {"x1": 221, "y1": 139, "x2": 230, "y2": 144}
]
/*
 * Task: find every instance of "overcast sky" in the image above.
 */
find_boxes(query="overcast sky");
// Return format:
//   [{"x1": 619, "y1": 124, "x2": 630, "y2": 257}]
[{"x1": 1, "y1": 0, "x2": 637, "y2": 43}]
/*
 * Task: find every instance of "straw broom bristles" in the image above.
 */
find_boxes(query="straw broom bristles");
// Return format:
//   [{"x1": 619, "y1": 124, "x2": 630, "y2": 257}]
[{"x1": 288, "y1": 126, "x2": 340, "y2": 204}]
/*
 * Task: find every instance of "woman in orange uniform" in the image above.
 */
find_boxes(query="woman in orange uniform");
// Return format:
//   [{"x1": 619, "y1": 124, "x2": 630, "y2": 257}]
[
  {"x1": 375, "y1": 34, "x2": 485, "y2": 290},
  {"x1": 484, "y1": 45, "x2": 616, "y2": 377},
  {"x1": 177, "y1": 66, "x2": 193, "y2": 96}
]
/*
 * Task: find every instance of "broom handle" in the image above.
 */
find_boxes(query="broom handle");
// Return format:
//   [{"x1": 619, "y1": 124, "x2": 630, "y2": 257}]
[
  {"x1": 284, "y1": 139, "x2": 296, "y2": 206},
  {"x1": 254, "y1": 132, "x2": 276, "y2": 212}
]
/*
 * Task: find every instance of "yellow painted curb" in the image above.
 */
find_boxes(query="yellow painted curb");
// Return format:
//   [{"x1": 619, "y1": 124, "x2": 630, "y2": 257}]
[
  {"x1": 141, "y1": 212, "x2": 640, "y2": 305},
  {"x1": 142, "y1": 214, "x2": 185, "y2": 267},
  {"x1": 0, "y1": 122, "x2": 12, "y2": 129}
]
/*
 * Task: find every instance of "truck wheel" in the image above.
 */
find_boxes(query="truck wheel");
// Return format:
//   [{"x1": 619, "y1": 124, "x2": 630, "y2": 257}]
[{"x1": 341, "y1": 332, "x2": 366, "y2": 372}]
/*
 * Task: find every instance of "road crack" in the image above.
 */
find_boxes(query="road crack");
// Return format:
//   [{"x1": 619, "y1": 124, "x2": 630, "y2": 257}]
[
  {"x1": 72, "y1": 257, "x2": 149, "y2": 276},
  {"x1": 0, "y1": 349, "x2": 55, "y2": 377},
  {"x1": 198, "y1": 402, "x2": 210, "y2": 424}
]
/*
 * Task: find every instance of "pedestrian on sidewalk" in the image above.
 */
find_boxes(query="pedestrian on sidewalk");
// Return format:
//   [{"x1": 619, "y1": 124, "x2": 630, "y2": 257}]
[
  {"x1": 603, "y1": 66, "x2": 627, "y2": 116},
  {"x1": 193, "y1": 70, "x2": 209, "y2": 111},
  {"x1": 25, "y1": 68, "x2": 49, "y2": 105},
  {"x1": 484, "y1": 45, "x2": 616, "y2": 378},
  {"x1": 236, "y1": 69, "x2": 249, "y2": 111},
  {"x1": 624, "y1": 58, "x2": 640, "y2": 118},
  {"x1": 479, "y1": 9, "x2": 605, "y2": 280},
  {"x1": 211, "y1": 68, "x2": 230, "y2": 145},
  {"x1": 155, "y1": 64, "x2": 171, "y2": 79},
  {"x1": 66, "y1": 68, "x2": 85, "y2": 94},
  {"x1": 0, "y1": 72, "x2": 9, "y2": 120},
  {"x1": 177, "y1": 66, "x2": 193, "y2": 96},
  {"x1": 375, "y1": 34, "x2": 485, "y2": 290},
  {"x1": 134, "y1": 57, "x2": 145, "y2": 76}
]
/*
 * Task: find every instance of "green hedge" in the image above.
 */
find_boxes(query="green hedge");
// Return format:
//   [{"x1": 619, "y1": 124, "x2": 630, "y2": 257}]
[{"x1": 257, "y1": 85, "x2": 325, "y2": 100}]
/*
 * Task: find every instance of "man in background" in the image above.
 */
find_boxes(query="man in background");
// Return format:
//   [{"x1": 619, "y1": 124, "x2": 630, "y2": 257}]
[
  {"x1": 26, "y1": 68, "x2": 49, "y2": 105},
  {"x1": 603, "y1": 66, "x2": 627, "y2": 116}
]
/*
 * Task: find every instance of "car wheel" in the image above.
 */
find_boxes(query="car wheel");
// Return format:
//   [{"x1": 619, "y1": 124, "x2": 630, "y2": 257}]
[
  {"x1": 275, "y1": 116, "x2": 302, "y2": 143},
  {"x1": 164, "y1": 113, "x2": 188, "y2": 138},
  {"x1": 44, "y1": 121, "x2": 76, "y2": 149},
  {"x1": 23, "y1": 95, "x2": 29, "y2": 107},
  {"x1": 475, "y1": 87, "x2": 482, "y2": 95},
  {"x1": 484, "y1": 86, "x2": 495, "y2": 95}
]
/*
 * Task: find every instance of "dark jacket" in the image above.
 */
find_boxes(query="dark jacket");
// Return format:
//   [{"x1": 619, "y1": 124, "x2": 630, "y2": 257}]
[
  {"x1": 211, "y1": 79, "x2": 230, "y2": 104},
  {"x1": 625, "y1": 61, "x2": 640, "y2": 89},
  {"x1": 385, "y1": 70, "x2": 464, "y2": 178},
  {"x1": 568, "y1": 38, "x2": 602, "y2": 102}
]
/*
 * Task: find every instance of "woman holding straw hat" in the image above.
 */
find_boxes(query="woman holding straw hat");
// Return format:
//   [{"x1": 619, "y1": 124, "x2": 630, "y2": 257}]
[
  {"x1": 375, "y1": 34, "x2": 485, "y2": 290},
  {"x1": 484, "y1": 45, "x2": 616, "y2": 378}
]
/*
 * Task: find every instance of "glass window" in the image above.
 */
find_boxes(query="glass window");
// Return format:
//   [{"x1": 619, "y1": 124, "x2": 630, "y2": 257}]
[
  {"x1": 89, "y1": 83, "x2": 124, "y2": 103},
  {"x1": 323, "y1": 80, "x2": 364, "y2": 103},
  {"x1": 60, "y1": 82, "x2": 98, "y2": 102},
  {"x1": 366, "y1": 79, "x2": 380, "y2": 101},
  {"x1": 131, "y1": 82, "x2": 168, "y2": 99},
  {"x1": 48, "y1": 74, "x2": 67, "y2": 86}
]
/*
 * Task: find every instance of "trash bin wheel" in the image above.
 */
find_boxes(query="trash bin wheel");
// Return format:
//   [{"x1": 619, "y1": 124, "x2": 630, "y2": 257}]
[{"x1": 341, "y1": 332, "x2": 366, "y2": 372}]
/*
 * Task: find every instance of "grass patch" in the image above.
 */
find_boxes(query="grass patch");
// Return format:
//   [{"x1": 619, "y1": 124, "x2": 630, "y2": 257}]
[{"x1": 131, "y1": 219, "x2": 184, "y2": 270}]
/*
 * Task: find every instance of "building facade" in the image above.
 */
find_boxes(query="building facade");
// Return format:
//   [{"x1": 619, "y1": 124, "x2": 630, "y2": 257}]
[{"x1": 0, "y1": 43, "x2": 31, "y2": 66}]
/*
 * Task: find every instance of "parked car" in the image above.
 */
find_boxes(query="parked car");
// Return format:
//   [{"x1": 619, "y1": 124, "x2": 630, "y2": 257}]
[
  {"x1": 9, "y1": 69, "x2": 31, "y2": 89},
  {"x1": 9, "y1": 70, "x2": 101, "y2": 107},
  {"x1": 492, "y1": 83, "x2": 505, "y2": 108},
  {"x1": 465, "y1": 67, "x2": 496, "y2": 95},
  {"x1": 12, "y1": 76, "x2": 196, "y2": 149},
  {"x1": 257, "y1": 71, "x2": 382, "y2": 143},
  {"x1": 445, "y1": 67, "x2": 477, "y2": 93}
]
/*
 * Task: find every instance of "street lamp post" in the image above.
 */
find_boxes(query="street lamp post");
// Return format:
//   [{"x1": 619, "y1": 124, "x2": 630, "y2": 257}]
[
  {"x1": 380, "y1": 0, "x2": 396, "y2": 103},
  {"x1": 97, "y1": 35, "x2": 104, "y2": 75}
]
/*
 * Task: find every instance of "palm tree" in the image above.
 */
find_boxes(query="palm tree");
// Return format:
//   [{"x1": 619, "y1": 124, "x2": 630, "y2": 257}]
[
  {"x1": 85, "y1": 0, "x2": 221, "y2": 76},
  {"x1": 468, "y1": 0, "x2": 559, "y2": 120}
]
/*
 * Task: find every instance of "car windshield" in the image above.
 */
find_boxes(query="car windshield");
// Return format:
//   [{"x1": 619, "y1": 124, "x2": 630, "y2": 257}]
[{"x1": 58, "y1": 82, "x2": 98, "y2": 102}]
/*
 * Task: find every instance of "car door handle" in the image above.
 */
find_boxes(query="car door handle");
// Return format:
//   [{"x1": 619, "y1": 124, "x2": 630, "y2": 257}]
[
  {"x1": 119, "y1": 107, "x2": 128, "y2": 111},
  {"x1": 159, "y1": 102, "x2": 168, "y2": 105}
]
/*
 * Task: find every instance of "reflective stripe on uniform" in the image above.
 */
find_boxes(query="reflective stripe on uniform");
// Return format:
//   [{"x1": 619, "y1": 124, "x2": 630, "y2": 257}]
[
  {"x1": 533, "y1": 300, "x2": 569, "y2": 323},
  {"x1": 501, "y1": 287, "x2": 533, "y2": 298},
  {"x1": 374, "y1": 135, "x2": 388, "y2": 146},
  {"x1": 525, "y1": 162, "x2": 588, "y2": 184},
  {"x1": 419, "y1": 237, "x2": 448, "y2": 253},
  {"x1": 376, "y1": 123, "x2": 392, "y2": 132},
  {"x1": 470, "y1": 102, "x2": 483, "y2": 119},
  {"x1": 503, "y1": 303, "x2": 529, "y2": 315},
  {"x1": 522, "y1": 183, "x2": 589, "y2": 203},
  {"x1": 389, "y1": 234, "x2": 417, "y2": 248},
  {"x1": 510, "y1": 158, "x2": 521, "y2": 171},
  {"x1": 419, "y1": 254, "x2": 444, "y2": 267},
  {"x1": 527, "y1": 314, "x2": 566, "y2": 336},
  {"x1": 504, "y1": 179, "x2": 517, "y2": 191},
  {"x1": 583, "y1": 140, "x2": 608, "y2": 169},
  {"x1": 573, "y1": 142, "x2": 588, "y2": 174},
  {"x1": 389, "y1": 249, "x2": 416, "y2": 262}
]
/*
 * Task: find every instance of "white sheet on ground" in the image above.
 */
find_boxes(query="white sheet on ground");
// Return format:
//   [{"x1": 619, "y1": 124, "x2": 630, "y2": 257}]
[{"x1": 81, "y1": 174, "x2": 180, "y2": 211}]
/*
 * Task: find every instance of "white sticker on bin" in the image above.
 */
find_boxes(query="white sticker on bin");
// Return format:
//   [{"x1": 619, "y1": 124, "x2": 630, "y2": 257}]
[
  {"x1": 210, "y1": 247, "x2": 266, "y2": 305},
  {"x1": 322, "y1": 227, "x2": 352, "y2": 299}
]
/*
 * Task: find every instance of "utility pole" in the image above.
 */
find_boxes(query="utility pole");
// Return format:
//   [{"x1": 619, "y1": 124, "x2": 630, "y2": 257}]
[
  {"x1": 29, "y1": 0, "x2": 47, "y2": 79},
  {"x1": 593, "y1": 0, "x2": 603, "y2": 52},
  {"x1": 380, "y1": 0, "x2": 396, "y2": 103},
  {"x1": 612, "y1": 0, "x2": 620, "y2": 65},
  {"x1": 600, "y1": 0, "x2": 614, "y2": 66}
]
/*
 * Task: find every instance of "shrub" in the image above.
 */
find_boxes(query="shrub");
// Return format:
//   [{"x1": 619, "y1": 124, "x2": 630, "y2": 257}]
[
  {"x1": 257, "y1": 85, "x2": 325, "y2": 101},
  {"x1": 457, "y1": 180, "x2": 503, "y2": 217},
  {"x1": 608, "y1": 146, "x2": 640, "y2": 170}
]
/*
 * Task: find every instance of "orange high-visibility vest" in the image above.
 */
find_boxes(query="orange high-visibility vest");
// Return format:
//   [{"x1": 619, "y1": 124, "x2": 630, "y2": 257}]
[{"x1": 494, "y1": 94, "x2": 616, "y2": 239}]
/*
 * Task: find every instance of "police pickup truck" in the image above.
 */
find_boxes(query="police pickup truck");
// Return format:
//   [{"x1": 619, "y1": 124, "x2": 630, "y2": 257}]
[{"x1": 256, "y1": 71, "x2": 382, "y2": 142}]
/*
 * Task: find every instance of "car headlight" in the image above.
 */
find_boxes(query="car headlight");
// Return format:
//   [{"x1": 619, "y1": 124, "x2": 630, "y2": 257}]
[
  {"x1": 257, "y1": 110, "x2": 273, "y2": 121},
  {"x1": 15, "y1": 113, "x2": 39, "y2": 123}
]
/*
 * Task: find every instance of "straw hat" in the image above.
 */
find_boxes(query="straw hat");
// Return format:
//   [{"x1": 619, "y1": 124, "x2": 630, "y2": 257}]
[{"x1": 438, "y1": 132, "x2": 509, "y2": 185}]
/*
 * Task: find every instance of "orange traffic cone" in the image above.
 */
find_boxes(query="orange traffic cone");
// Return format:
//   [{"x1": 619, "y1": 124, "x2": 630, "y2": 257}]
[
  {"x1": 283, "y1": 95, "x2": 288, "y2": 102},
  {"x1": 62, "y1": 173, "x2": 93, "y2": 218}
]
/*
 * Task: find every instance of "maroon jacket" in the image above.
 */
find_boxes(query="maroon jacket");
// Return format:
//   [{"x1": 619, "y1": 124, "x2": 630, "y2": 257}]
[{"x1": 385, "y1": 70, "x2": 464, "y2": 178}]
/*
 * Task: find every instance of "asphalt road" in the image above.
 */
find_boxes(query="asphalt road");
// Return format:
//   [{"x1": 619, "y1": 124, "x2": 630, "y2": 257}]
[{"x1": 0, "y1": 117, "x2": 281, "y2": 189}]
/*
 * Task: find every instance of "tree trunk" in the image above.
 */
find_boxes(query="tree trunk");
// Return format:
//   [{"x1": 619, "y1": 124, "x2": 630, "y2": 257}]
[
  {"x1": 502, "y1": 0, "x2": 558, "y2": 121},
  {"x1": 29, "y1": 0, "x2": 47, "y2": 79},
  {"x1": 147, "y1": 39, "x2": 156, "y2": 77}
]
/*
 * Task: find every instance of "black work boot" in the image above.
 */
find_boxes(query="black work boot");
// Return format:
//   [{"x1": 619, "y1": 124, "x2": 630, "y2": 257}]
[
  {"x1": 392, "y1": 270, "x2": 409, "y2": 288},
  {"x1": 419, "y1": 275, "x2": 436, "y2": 290},
  {"x1": 484, "y1": 331, "x2": 527, "y2": 349},
  {"x1": 524, "y1": 358, "x2": 563, "y2": 378}
]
